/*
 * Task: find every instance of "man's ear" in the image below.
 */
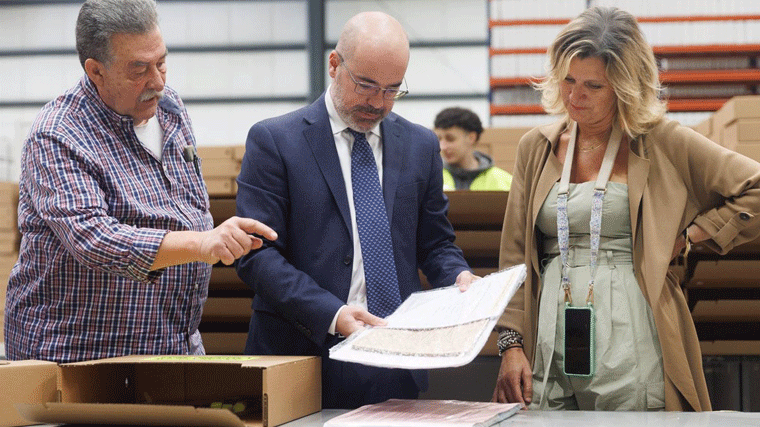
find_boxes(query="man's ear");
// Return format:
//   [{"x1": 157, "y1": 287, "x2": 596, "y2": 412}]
[
  {"x1": 84, "y1": 58, "x2": 105, "y2": 87},
  {"x1": 327, "y1": 50, "x2": 340, "y2": 79},
  {"x1": 467, "y1": 131, "x2": 479, "y2": 147}
]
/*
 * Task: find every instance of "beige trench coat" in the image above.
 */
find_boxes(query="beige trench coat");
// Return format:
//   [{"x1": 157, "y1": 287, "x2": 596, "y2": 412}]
[{"x1": 498, "y1": 118, "x2": 760, "y2": 411}]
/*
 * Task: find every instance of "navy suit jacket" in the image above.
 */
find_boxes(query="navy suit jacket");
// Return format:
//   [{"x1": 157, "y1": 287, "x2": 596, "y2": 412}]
[{"x1": 235, "y1": 94, "x2": 470, "y2": 406}]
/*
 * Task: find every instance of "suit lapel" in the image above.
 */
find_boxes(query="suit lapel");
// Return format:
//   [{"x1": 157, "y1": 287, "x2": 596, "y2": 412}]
[
  {"x1": 380, "y1": 115, "x2": 403, "y2": 223},
  {"x1": 302, "y1": 96, "x2": 352, "y2": 235}
]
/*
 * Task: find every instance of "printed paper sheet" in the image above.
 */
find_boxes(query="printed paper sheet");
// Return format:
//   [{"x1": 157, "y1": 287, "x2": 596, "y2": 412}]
[{"x1": 329, "y1": 264, "x2": 527, "y2": 369}]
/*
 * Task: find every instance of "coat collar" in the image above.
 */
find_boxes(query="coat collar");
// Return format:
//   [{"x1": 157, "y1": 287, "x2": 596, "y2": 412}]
[
  {"x1": 530, "y1": 119, "x2": 652, "y2": 284},
  {"x1": 529, "y1": 120, "x2": 567, "y2": 276}
]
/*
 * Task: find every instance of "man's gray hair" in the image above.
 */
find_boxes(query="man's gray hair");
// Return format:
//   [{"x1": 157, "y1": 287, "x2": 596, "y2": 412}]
[{"x1": 75, "y1": 0, "x2": 159, "y2": 69}]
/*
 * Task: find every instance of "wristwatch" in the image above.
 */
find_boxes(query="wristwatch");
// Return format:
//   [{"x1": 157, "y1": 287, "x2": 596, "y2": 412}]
[{"x1": 497, "y1": 329, "x2": 524, "y2": 356}]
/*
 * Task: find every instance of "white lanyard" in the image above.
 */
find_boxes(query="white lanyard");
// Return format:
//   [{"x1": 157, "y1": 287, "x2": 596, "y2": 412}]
[{"x1": 556, "y1": 121, "x2": 622, "y2": 306}]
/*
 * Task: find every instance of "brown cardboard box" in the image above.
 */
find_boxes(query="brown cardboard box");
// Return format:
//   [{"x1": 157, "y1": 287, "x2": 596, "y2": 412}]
[
  {"x1": 701, "y1": 340, "x2": 760, "y2": 356},
  {"x1": 203, "y1": 333, "x2": 249, "y2": 355},
  {"x1": 480, "y1": 127, "x2": 531, "y2": 146},
  {"x1": 479, "y1": 127, "x2": 530, "y2": 173},
  {"x1": 691, "y1": 300, "x2": 760, "y2": 323},
  {"x1": 454, "y1": 230, "x2": 501, "y2": 259},
  {"x1": 0, "y1": 183, "x2": 19, "y2": 205},
  {"x1": 687, "y1": 260, "x2": 760, "y2": 289},
  {"x1": 735, "y1": 143, "x2": 760, "y2": 162},
  {"x1": 202, "y1": 298, "x2": 252, "y2": 323},
  {"x1": 0, "y1": 256, "x2": 17, "y2": 277},
  {"x1": 206, "y1": 178, "x2": 236, "y2": 197},
  {"x1": 692, "y1": 117, "x2": 712, "y2": 138},
  {"x1": 209, "y1": 197, "x2": 237, "y2": 227},
  {"x1": 445, "y1": 191, "x2": 508, "y2": 229},
  {"x1": 208, "y1": 267, "x2": 249, "y2": 293},
  {"x1": 712, "y1": 96, "x2": 760, "y2": 131},
  {"x1": 233, "y1": 146, "x2": 246, "y2": 162},
  {"x1": 0, "y1": 360, "x2": 59, "y2": 427},
  {"x1": 8, "y1": 355, "x2": 320, "y2": 427},
  {"x1": 0, "y1": 233, "x2": 18, "y2": 256},
  {"x1": 0, "y1": 206, "x2": 16, "y2": 231},
  {"x1": 723, "y1": 119, "x2": 760, "y2": 144},
  {"x1": 203, "y1": 158, "x2": 242, "y2": 178},
  {"x1": 197, "y1": 146, "x2": 238, "y2": 160}
]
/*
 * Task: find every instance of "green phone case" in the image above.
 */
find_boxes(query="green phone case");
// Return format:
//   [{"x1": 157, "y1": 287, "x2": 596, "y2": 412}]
[{"x1": 563, "y1": 304, "x2": 596, "y2": 378}]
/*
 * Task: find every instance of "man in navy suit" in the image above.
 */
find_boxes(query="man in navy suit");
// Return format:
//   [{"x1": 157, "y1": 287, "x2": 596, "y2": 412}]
[{"x1": 236, "y1": 11, "x2": 475, "y2": 409}]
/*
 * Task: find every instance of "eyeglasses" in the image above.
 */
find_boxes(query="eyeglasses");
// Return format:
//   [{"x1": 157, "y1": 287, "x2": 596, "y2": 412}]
[{"x1": 336, "y1": 52, "x2": 409, "y2": 100}]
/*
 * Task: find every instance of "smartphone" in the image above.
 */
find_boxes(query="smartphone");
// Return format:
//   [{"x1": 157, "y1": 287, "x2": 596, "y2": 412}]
[{"x1": 564, "y1": 305, "x2": 595, "y2": 377}]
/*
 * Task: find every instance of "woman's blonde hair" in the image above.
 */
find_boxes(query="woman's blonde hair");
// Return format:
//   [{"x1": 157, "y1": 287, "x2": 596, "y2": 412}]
[{"x1": 537, "y1": 6, "x2": 666, "y2": 138}]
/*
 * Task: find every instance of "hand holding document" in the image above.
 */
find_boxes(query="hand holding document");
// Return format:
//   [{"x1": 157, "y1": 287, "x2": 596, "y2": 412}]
[
  {"x1": 324, "y1": 399, "x2": 522, "y2": 427},
  {"x1": 329, "y1": 264, "x2": 527, "y2": 369}
]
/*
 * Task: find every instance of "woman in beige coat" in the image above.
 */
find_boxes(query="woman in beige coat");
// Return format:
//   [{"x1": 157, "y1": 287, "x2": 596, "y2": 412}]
[{"x1": 492, "y1": 7, "x2": 760, "y2": 411}]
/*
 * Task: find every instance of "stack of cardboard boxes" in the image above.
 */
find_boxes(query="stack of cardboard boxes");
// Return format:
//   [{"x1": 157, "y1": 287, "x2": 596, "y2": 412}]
[
  {"x1": 688, "y1": 96, "x2": 760, "y2": 411},
  {"x1": 0, "y1": 182, "x2": 20, "y2": 347},
  {"x1": 692, "y1": 95, "x2": 760, "y2": 158},
  {"x1": 197, "y1": 145, "x2": 252, "y2": 355},
  {"x1": 477, "y1": 127, "x2": 531, "y2": 174},
  {"x1": 197, "y1": 145, "x2": 246, "y2": 197}
]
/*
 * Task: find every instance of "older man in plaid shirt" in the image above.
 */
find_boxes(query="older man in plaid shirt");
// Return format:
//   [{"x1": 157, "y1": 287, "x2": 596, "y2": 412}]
[{"x1": 3, "y1": 0, "x2": 275, "y2": 362}]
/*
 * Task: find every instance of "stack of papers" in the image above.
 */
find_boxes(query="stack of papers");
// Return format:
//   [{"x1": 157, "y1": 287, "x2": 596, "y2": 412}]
[
  {"x1": 329, "y1": 264, "x2": 527, "y2": 369},
  {"x1": 324, "y1": 399, "x2": 522, "y2": 427}
]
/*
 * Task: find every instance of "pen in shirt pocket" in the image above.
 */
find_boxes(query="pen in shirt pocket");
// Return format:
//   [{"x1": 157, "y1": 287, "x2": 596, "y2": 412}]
[{"x1": 182, "y1": 145, "x2": 201, "y2": 177}]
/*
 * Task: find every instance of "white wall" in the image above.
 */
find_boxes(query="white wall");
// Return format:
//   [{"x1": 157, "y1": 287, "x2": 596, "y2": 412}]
[{"x1": 0, "y1": 0, "x2": 488, "y2": 181}]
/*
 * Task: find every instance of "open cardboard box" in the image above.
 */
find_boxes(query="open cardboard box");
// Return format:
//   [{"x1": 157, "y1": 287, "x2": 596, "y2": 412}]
[{"x1": 1, "y1": 355, "x2": 320, "y2": 427}]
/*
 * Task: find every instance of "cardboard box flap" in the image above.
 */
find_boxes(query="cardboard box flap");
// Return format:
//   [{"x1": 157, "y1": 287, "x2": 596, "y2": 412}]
[
  {"x1": 48, "y1": 355, "x2": 319, "y2": 427},
  {"x1": 60, "y1": 354, "x2": 314, "y2": 368},
  {"x1": 17, "y1": 402, "x2": 245, "y2": 427},
  {"x1": 0, "y1": 360, "x2": 59, "y2": 427},
  {"x1": 263, "y1": 358, "x2": 321, "y2": 427},
  {"x1": 3, "y1": 356, "x2": 319, "y2": 427}
]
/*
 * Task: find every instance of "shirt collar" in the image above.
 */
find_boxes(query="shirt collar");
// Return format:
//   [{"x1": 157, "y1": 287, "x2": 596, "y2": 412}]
[
  {"x1": 324, "y1": 84, "x2": 381, "y2": 140},
  {"x1": 80, "y1": 75, "x2": 181, "y2": 126},
  {"x1": 81, "y1": 75, "x2": 133, "y2": 125}
]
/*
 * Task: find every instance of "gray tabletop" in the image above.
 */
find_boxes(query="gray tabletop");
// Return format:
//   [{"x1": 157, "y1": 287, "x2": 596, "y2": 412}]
[{"x1": 282, "y1": 408, "x2": 760, "y2": 427}]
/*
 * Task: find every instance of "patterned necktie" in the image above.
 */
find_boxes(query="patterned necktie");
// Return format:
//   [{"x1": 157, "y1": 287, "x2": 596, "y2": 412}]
[{"x1": 348, "y1": 129, "x2": 402, "y2": 317}]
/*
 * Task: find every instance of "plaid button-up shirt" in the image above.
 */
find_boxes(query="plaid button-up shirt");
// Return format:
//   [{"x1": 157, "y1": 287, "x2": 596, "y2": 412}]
[{"x1": 4, "y1": 76, "x2": 214, "y2": 362}]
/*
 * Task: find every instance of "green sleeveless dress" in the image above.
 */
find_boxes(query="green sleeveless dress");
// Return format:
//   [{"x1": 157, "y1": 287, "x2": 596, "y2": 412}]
[{"x1": 531, "y1": 181, "x2": 665, "y2": 410}]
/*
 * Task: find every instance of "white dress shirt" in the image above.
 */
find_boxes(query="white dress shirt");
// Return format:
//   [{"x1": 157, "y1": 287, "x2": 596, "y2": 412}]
[{"x1": 324, "y1": 86, "x2": 384, "y2": 334}]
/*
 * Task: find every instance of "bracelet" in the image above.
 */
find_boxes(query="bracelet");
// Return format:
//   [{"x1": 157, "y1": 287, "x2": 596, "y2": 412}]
[
  {"x1": 497, "y1": 329, "x2": 524, "y2": 356},
  {"x1": 683, "y1": 227, "x2": 692, "y2": 259}
]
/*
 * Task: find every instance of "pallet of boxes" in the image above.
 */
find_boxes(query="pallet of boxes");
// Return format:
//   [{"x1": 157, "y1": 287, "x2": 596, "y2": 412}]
[
  {"x1": 688, "y1": 96, "x2": 760, "y2": 411},
  {"x1": 196, "y1": 145, "x2": 252, "y2": 355},
  {"x1": 0, "y1": 182, "x2": 19, "y2": 348}
]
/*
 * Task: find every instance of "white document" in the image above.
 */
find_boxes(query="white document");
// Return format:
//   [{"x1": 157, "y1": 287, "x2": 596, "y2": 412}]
[
  {"x1": 329, "y1": 264, "x2": 527, "y2": 369},
  {"x1": 324, "y1": 399, "x2": 522, "y2": 427}
]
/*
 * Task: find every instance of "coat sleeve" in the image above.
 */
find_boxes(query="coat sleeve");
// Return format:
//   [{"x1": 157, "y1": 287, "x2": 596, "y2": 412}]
[
  {"x1": 496, "y1": 130, "x2": 537, "y2": 336},
  {"x1": 673, "y1": 125, "x2": 760, "y2": 254}
]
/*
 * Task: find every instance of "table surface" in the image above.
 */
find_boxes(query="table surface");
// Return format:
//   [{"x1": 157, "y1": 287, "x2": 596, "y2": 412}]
[
  {"x1": 282, "y1": 408, "x2": 760, "y2": 427},
  {"x1": 20, "y1": 407, "x2": 760, "y2": 427}
]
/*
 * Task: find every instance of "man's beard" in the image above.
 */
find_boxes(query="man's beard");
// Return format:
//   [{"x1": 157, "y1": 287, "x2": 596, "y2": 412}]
[{"x1": 333, "y1": 86, "x2": 385, "y2": 132}]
